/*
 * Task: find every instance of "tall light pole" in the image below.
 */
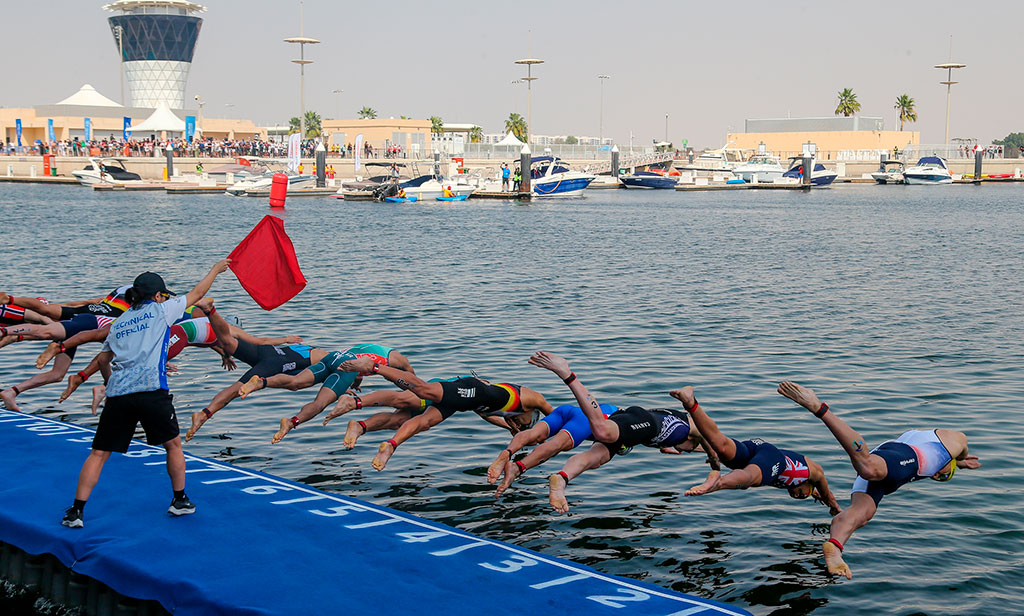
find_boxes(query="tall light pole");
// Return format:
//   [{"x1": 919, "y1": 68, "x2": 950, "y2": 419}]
[
  {"x1": 285, "y1": 1, "x2": 320, "y2": 139},
  {"x1": 935, "y1": 36, "x2": 965, "y2": 146},
  {"x1": 598, "y1": 74, "x2": 610, "y2": 144},
  {"x1": 665, "y1": 113, "x2": 669, "y2": 144},
  {"x1": 510, "y1": 79, "x2": 524, "y2": 115},
  {"x1": 515, "y1": 57, "x2": 543, "y2": 144},
  {"x1": 194, "y1": 94, "x2": 205, "y2": 136},
  {"x1": 113, "y1": 25, "x2": 124, "y2": 105},
  {"x1": 332, "y1": 89, "x2": 343, "y2": 119}
]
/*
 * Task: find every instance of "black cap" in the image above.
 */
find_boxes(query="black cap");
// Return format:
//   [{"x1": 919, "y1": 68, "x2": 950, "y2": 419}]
[{"x1": 133, "y1": 272, "x2": 175, "y2": 297}]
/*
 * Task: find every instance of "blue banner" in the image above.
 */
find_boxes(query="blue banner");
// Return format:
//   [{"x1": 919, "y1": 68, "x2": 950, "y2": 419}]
[
  {"x1": 47, "y1": 119, "x2": 55, "y2": 143},
  {"x1": 185, "y1": 116, "x2": 195, "y2": 143},
  {"x1": 84, "y1": 118, "x2": 92, "y2": 142},
  {"x1": 15, "y1": 119, "x2": 21, "y2": 146},
  {"x1": 123, "y1": 116, "x2": 132, "y2": 140}
]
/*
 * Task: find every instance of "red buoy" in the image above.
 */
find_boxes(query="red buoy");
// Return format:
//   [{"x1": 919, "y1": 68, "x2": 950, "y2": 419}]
[{"x1": 269, "y1": 173, "x2": 288, "y2": 208}]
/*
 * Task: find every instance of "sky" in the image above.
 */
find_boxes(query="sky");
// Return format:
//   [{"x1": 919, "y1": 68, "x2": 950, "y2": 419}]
[{"x1": 3, "y1": 0, "x2": 1022, "y2": 149}]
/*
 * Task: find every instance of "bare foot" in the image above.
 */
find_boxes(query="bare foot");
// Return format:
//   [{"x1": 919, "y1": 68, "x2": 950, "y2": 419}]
[
  {"x1": 823, "y1": 541, "x2": 853, "y2": 579},
  {"x1": 36, "y1": 342, "x2": 62, "y2": 369},
  {"x1": 0, "y1": 335, "x2": 17, "y2": 350},
  {"x1": 684, "y1": 476, "x2": 719, "y2": 496},
  {"x1": 669, "y1": 386, "x2": 697, "y2": 410},
  {"x1": 527, "y1": 351, "x2": 572, "y2": 380},
  {"x1": 185, "y1": 411, "x2": 208, "y2": 441},
  {"x1": 323, "y1": 395, "x2": 356, "y2": 426},
  {"x1": 495, "y1": 461, "x2": 521, "y2": 498},
  {"x1": 340, "y1": 356, "x2": 376, "y2": 374},
  {"x1": 778, "y1": 381, "x2": 823, "y2": 413},
  {"x1": 271, "y1": 417, "x2": 293, "y2": 444},
  {"x1": 59, "y1": 373, "x2": 84, "y2": 403},
  {"x1": 1, "y1": 388, "x2": 22, "y2": 412},
  {"x1": 371, "y1": 441, "x2": 395, "y2": 471},
  {"x1": 343, "y1": 420, "x2": 363, "y2": 449},
  {"x1": 487, "y1": 450, "x2": 511, "y2": 484},
  {"x1": 90, "y1": 385, "x2": 106, "y2": 415},
  {"x1": 165, "y1": 362, "x2": 179, "y2": 375},
  {"x1": 548, "y1": 473, "x2": 570, "y2": 513},
  {"x1": 238, "y1": 375, "x2": 264, "y2": 399}
]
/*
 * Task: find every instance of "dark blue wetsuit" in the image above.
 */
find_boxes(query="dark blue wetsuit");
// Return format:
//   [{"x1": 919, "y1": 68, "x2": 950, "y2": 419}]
[
  {"x1": 601, "y1": 407, "x2": 693, "y2": 457},
  {"x1": 726, "y1": 438, "x2": 810, "y2": 489},
  {"x1": 851, "y1": 430, "x2": 953, "y2": 505}
]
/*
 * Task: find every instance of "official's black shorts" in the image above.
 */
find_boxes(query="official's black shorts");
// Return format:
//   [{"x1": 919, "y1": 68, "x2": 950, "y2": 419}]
[{"x1": 92, "y1": 390, "x2": 179, "y2": 453}]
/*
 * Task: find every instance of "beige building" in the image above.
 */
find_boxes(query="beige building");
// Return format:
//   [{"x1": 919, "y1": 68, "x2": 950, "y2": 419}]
[
  {"x1": 322, "y1": 118, "x2": 432, "y2": 154},
  {"x1": 727, "y1": 116, "x2": 919, "y2": 160},
  {"x1": 0, "y1": 84, "x2": 263, "y2": 146}
]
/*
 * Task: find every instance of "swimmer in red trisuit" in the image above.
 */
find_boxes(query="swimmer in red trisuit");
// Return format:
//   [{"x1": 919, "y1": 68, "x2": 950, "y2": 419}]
[
  {"x1": 778, "y1": 381, "x2": 980, "y2": 580},
  {"x1": 334, "y1": 356, "x2": 553, "y2": 471}
]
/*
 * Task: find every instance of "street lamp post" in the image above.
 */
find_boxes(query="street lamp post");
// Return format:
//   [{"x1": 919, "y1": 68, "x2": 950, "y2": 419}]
[
  {"x1": 598, "y1": 75, "x2": 610, "y2": 144},
  {"x1": 935, "y1": 37, "x2": 966, "y2": 147},
  {"x1": 194, "y1": 94, "x2": 205, "y2": 137},
  {"x1": 113, "y1": 25, "x2": 125, "y2": 105},
  {"x1": 332, "y1": 89, "x2": 343, "y2": 120},
  {"x1": 515, "y1": 57, "x2": 544, "y2": 145},
  {"x1": 285, "y1": 1, "x2": 320, "y2": 140},
  {"x1": 510, "y1": 79, "x2": 523, "y2": 115},
  {"x1": 665, "y1": 113, "x2": 669, "y2": 144}
]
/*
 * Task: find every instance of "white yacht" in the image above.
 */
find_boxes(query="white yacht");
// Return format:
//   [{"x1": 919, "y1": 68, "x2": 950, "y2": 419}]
[
  {"x1": 225, "y1": 171, "x2": 316, "y2": 196},
  {"x1": 72, "y1": 158, "x2": 143, "y2": 185},
  {"x1": 400, "y1": 176, "x2": 477, "y2": 200},
  {"x1": 870, "y1": 160, "x2": 906, "y2": 184},
  {"x1": 902, "y1": 156, "x2": 953, "y2": 185},
  {"x1": 529, "y1": 156, "x2": 596, "y2": 197},
  {"x1": 781, "y1": 158, "x2": 838, "y2": 187},
  {"x1": 732, "y1": 154, "x2": 785, "y2": 183}
]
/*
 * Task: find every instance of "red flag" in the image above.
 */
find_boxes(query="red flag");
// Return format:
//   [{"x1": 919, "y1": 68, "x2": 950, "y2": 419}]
[{"x1": 228, "y1": 215, "x2": 306, "y2": 310}]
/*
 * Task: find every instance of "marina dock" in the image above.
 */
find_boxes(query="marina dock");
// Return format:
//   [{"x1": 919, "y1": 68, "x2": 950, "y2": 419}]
[{"x1": 0, "y1": 410, "x2": 748, "y2": 616}]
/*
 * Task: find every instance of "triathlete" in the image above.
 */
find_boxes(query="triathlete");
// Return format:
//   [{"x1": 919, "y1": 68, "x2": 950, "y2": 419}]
[
  {"x1": 185, "y1": 299, "x2": 323, "y2": 441},
  {"x1": 0, "y1": 298, "x2": 50, "y2": 326},
  {"x1": 0, "y1": 286, "x2": 131, "y2": 351},
  {"x1": 527, "y1": 352, "x2": 722, "y2": 513},
  {"x1": 334, "y1": 356, "x2": 553, "y2": 471},
  {"x1": 235, "y1": 343, "x2": 413, "y2": 444},
  {"x1": 778, "y1": 380, "x2": 981, "y2": 580},
  {"x1": 1, "y1": 344, "x2": 78, "y2": 412}
]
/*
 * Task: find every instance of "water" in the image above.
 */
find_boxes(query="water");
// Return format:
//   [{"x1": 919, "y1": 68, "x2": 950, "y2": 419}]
[{"x1": 2, "y1": 183, "x2": 1022, "y2": 615}]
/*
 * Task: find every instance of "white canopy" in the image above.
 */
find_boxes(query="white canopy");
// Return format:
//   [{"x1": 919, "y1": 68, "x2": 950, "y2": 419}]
[
  {"x1": 55, "y1": 84, "x2": 122, "y2": 107},
  {"x1": 130, "y1": 102, "x2": 200, "y2": 134},
  {"x1": 496, "y1": 131, "x2": 524, "y2": 146}
]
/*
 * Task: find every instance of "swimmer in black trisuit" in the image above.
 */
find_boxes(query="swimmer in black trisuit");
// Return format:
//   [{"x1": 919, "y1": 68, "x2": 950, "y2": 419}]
[
  {"x1": 333, "y1": 356, "x2": 553, "y2": 471},
  {"x1": 235, "y1": 343, "x2": 413, "y2": 444},
  {"x1": 182, "y1": 299, "x2": 316, "y2": 441},
  {"x1": 778, "y1": 381, "x2": 981, "y2": 579},
  {"x1": 527, "y1": 352, "x2": 722, "y2": 513},
  {"x1": 0, "y1": 287, "x2": 131, "y2": 350}
]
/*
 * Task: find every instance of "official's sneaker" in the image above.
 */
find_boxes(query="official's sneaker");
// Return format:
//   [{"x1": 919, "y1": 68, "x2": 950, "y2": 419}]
[
  {"x1": 61, "y1": 507, "x2": 84, "y2": 528},
  {"x1": 168, "y1": 495, "x2": 196, "y2": 516}
]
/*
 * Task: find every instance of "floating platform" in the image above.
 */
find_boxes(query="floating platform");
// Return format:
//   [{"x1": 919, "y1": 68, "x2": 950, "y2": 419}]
[
  {"x1": 676, "y1": 182, "x2": 813, "y2": 191},
  {"x1": 0, "y1": 410, "x2": 748, "y2": 616},
  {"x1": 244, "y1": 187, "x2": 338, "y2": 198},
  {"x1": 0, "y1": 175, "x2": 79, "y2": 184},
  {"x1": 93, "y1": 183, "x2": 173, "y2": 192},
  {"x1": 165, "y1": 186, "x2": 230, "y2": 195},
  {"x1": 471, "y1": 191, "x2": 531, "y2": 200}
]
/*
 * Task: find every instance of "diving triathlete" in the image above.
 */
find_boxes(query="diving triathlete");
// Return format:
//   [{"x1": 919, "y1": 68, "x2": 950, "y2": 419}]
[
  {"x1": 334, "y1": 356, "x2": 553, "y2": 471},
  {"x1": 0, "y1": 286, "x2": 131, "y2": 350},
  {"x1": 778, "y1": 380, "x2": 980, "y2": 580},
  {"x1": 236, "y1": 343, "x2": 413, "y2": 444},
  {"x1": 527, "y1": 352, "x2": 723, "y2": 513}
]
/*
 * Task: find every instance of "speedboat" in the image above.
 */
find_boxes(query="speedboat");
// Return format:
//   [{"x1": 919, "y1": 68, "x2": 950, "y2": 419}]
[
  {"x1": 400, "y1": 176, "x2": 477, "y2": 200},
  {"x1": 870, "y1": 160, "x2": 906, "y2": 184},
  {"x1": 620, "y1": 171, "x2": 678, "y2": 189},
  {"x1": 225, "y1": 171, "x2": 316, "y2": 196},
  {"x1": 782, "y1": 158, "x2": 838, "y2": 187},
  {"x1": 732, "y1": 154, "x2": 785, "y2": 184},
  {"x1": 903, "y1": 156, "x2": 953, "y2": 185},
  {"x1": 530, "y1": 156, "x2": 596, "y2": 197},
  {"x1": 72, "y1": 158, "x2": 142, "y2": 185}
]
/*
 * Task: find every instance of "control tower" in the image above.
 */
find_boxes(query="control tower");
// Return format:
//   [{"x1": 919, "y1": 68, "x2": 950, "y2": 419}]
[{"x1": 104, "y1": 1, "x2": 206, "y2": 109}]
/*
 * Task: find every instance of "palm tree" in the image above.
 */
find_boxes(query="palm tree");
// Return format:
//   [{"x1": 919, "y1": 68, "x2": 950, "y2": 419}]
[
  {"x1": 505, "y1": 112, "x2": 527, "y2": 141},
  {"x1": 469, "y1": 125, "x2": 483, "y2": 143},
  {"x1": 834, "y1": 88, "x2": 861, "y2": 117},
  {"x1": 288, "y1": 116, "x2": 301, "y2": 134},
  {"x1": 303, "y1": 110, "x2": 321, "y2": 138},
  {"x1": 357, "y1": 106, "x2": 378, "y2": 119},
  {"x1": 429, "y1": 116, "x2": 444, "y2": 134},
  {"x1": 894, "y1": 94, "x2": 917, "y2": 131}
]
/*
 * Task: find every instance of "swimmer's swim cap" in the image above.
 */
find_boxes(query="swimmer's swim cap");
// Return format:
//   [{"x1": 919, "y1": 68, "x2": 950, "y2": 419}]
[{"x1": 932, "y1": 458, "x2": 957, "y2": 482}]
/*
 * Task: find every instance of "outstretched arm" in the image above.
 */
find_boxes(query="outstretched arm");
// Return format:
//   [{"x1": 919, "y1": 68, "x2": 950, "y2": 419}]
[
  {"x1": 184, "y1": 259, "x2": 231, "y2": 307},
  {"x1": 528, "y1": 352, "x2": 619, "y2": 443},
  {"x1": 809, "y1": 460, "x2": 841, "y2": 515}
]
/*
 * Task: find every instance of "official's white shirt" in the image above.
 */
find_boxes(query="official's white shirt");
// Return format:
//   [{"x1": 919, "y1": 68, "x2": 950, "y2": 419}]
[{"x1": 102, "y1": 296, "x2": 188, "y2": 397}]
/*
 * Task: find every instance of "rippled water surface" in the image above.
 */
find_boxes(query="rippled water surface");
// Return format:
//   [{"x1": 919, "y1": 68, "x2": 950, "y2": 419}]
[{"x1": 2, "y1": 182, "x2": 1022, "y2": 615}]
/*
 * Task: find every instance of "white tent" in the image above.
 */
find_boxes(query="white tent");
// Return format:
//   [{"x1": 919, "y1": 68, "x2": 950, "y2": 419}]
[
  {"x1": 55, "y1": 84, "x2": 122, "y2": 107},
  {"x1": 130, "y1": 102, "x2": 199, "y2": 135},
  {"x1": 495, "y1": 131, "x2": 524, "y2": 146}
]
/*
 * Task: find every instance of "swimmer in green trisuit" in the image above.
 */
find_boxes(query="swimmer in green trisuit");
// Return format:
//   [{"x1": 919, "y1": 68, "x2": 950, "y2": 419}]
[{"x1": 779, "y1": 381, "x2": 981, "y2": 580}]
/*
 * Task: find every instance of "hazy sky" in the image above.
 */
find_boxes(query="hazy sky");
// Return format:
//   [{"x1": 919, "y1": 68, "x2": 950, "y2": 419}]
[{"x1": 3, "y1": 0, "x2": 1021, "y2": 148}]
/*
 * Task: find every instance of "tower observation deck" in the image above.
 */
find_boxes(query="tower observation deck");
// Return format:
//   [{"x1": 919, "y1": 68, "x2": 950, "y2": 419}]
[{"x1": 104, "y1": 0, "x2": 206, "y2": 109}]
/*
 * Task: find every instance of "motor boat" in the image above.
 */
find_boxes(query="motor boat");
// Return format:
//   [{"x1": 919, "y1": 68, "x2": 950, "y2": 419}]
[
  {"x1": 529, "y1": 156, "x2": 596, "y2": 197},
  {"x1": 732, "y1": 153, "x2": 785, "y2": 184},
  {"x1": 781, "y1": 157, "x2": 838, "y2": 187},
  {"x1": 72, "y1": 158, "x2": 142, "y2": 185},
  {"x1": 225, "y1": 171, "x2": 316, "y2": 196},
  {"x1": 903, "y1": 156, "x2": 953, "y2": 185},
  {"x1": 869, "y1": 160, "x2": 906, "y2": 184},
  {"x1": 620, "y1": 171, "x2": 678, "y2": 189},
  {"x1": 400, "y1": 176, "x2": 477, "y2": 200}
]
